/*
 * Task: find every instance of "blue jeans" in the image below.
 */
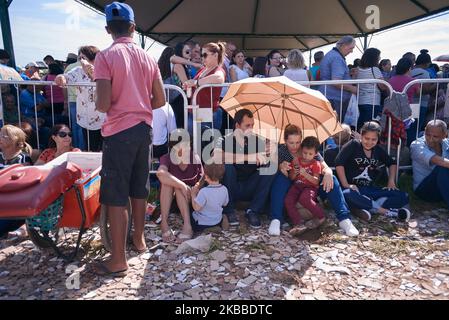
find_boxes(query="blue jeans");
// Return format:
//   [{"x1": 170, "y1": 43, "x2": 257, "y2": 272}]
[
  {"x1": 187, "y1": 108, "x2": 223, "y2": 137},
  {"x1": 415, "y1": 166, "x2": 449, "y2": 208},
  {"x1": 69, "y1": 102, "x2": 86, "y2": 150},
  {"x1": 358, "y1": 104, "x2": 382, "y2": 130},
  {"x1": 223, "y1": 164, "x2": 276, "y2": 215},
  {"x1": 343, "y1": 186, "x2": 409, "y2": 211},
  {"x1": 269, "y1": 172, "x2": 351, "y2": 222}
]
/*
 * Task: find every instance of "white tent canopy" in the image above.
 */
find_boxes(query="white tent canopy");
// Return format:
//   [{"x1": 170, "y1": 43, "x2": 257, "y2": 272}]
[{"x1": 78, "y1": 0, "x2": 449, "y2": 55}]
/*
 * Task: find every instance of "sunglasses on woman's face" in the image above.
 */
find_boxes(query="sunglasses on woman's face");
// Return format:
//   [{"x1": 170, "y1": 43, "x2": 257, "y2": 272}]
[
  {"x1": 201, "y1": 52, "x2": 215, "y2": 59},
  {"x1": 57, "y1": 131, "x2": 72, "y2": 138}
]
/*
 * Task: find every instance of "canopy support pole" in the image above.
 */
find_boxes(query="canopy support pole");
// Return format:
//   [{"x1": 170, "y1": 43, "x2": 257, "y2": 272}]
[
  {"x1": 309, "y1": 50, "x2": 312, "y2": 69},
  {"x1": 0, "y1": 0, "x2": 15, "y2": 68},
  {"x1": 140, "y1": 33, "x2": 146, "y2": 50},
  {"x1": 363, "y1": 34, "x2": 368, "y2": 51}
]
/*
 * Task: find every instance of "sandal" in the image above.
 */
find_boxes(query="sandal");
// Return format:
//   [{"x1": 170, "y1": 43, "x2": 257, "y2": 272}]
[
  {"x1": 305, "y1": 218, "x2": 326, "y2": 230},
  {"x1": 130, "y1": 243, "x2": 147, "y2": 254},
  {"x1": 176, "y1": 232, "x2": 193, "y2": 244},
  {"x1": 161, "y1": 229, "x2": 176, "y2": 243},
  {"x1": 91, "y1": 262, "x2": 128, "y2": 278},
  {"x1": 289, "y1": 225, "x2": 308, "y2": 237},
  {"x1": 7, "y1": 226, "x2": 28, "y2": 240}
]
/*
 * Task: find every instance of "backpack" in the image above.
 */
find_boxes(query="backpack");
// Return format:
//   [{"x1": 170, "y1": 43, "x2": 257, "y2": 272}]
[{"x1": 380, "y1": 92, "x2": 412, "y2": 147}]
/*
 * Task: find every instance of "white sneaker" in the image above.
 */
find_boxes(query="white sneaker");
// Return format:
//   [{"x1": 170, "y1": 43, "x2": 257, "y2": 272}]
[
  {"x1": 268, "y1": 219, "x2": 281, "y2": 236},
  {"x1": 339, "y1": 219, "x2": 359, "y2": 237}
]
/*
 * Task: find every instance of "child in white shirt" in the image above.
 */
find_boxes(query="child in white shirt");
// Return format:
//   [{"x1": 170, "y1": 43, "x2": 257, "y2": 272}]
[{"x1": 191, "y1": 163, "x2": 229, "y2": 231}]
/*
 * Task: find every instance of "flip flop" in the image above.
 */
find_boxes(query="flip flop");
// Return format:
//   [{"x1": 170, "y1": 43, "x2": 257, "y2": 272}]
[
  {"x1": 130, "y1": 243, "x2": 147, "y2": 254},
  {"x1": 8, "y1": 227, "x2": 28, "y2": 240},
  {"x1": 176, "y1": 232, "x2": 193, "y2": 244},
  {"x1": 91, "y1": 263, "x2": 128, "y2": 278},
  {"x1": 305, "y1": 218, "x2": 326, "y2": 230},
  {"x1": 161, "y1": 229, "x2": 176, "y2": 243},
  {"x1": 289, "y1": 225, "x2": 308, "y2": 237}
]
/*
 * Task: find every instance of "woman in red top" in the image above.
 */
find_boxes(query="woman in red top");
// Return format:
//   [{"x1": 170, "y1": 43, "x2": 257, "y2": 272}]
[
  {"x1": 184, "y1": 42, "x2": 226, "y2": 136},
  {"x1": 34, "y1": 124, "x2": 81, "y2": 165}
]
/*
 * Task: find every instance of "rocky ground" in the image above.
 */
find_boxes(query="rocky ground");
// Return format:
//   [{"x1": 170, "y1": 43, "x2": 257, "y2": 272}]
[{"x1": 1, "y1": 203, "x2": 448, "y2": 300}]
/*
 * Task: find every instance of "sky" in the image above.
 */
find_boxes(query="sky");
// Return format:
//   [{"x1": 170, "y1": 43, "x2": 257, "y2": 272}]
[
  {"x1": 0, "y1": 0, "x2": 166, "y2": 67},
  {"x1": 1, "y1": 0, "x2": 449, "y2": 68}
]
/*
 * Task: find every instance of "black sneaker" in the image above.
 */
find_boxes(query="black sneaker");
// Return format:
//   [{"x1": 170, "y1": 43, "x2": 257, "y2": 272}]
[
  {"x1": 398, "y1": 208, "x2": 411, "y2": 222},
  {"x1": 245, "y1": 209, "x2": 261, "y2": 229},
  {"x1": 350, "y1": 208, "x2": 371, "y2": 222},
  {"x1": 385, "y1": 208, "x2": 411, "y2": 222},
  {"x1": 226, "y1": 212, "x2": 240, "y2": 226}
]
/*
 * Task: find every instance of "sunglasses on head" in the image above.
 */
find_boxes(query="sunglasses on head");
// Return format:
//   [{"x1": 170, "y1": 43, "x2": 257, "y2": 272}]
[{"x1": 57, "y1": 131, "x2": 72, "y2": 138}]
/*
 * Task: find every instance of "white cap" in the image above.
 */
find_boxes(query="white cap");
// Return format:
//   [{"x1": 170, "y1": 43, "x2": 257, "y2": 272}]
[{"x1": 25, "y1": 61, "x2": 39, "y2": 68}]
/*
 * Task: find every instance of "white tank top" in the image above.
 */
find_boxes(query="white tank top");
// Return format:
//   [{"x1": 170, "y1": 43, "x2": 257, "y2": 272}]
[
  {"x1": 230, "y1": 64, "x2": 250, "y2": 81},
  {"x1": 284, "y1": 68, "x2": 309, "y2": 82}
]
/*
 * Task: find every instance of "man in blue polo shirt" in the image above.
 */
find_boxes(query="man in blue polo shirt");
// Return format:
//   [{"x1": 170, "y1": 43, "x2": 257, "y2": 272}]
[
  {"x1": 411, "y1": 120, "x2": 449, "y2": 208},
  {"x1": 319, "y1": 36, "x2": 358, "y2": 120}
]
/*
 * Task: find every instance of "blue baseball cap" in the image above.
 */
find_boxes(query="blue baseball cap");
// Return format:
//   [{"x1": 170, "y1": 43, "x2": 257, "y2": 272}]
[{"x1": 105, "y1": 2, "x2": 135, "y2": 23}]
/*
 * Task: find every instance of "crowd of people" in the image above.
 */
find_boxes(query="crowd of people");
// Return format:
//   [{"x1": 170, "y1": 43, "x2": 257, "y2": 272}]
[{"x1": 1, "y1": 2, "x2": 449, "y2": 277}]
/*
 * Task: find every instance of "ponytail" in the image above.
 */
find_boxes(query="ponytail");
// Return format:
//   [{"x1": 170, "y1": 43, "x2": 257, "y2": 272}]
[{"x1": 217, "y1": 42, "x2": 226, "y2": 65}]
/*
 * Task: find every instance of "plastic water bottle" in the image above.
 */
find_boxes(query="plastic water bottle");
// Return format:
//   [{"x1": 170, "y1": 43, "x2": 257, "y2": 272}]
[{"x1": 186, "y1": 86, "x2": 192, "y2": 98}]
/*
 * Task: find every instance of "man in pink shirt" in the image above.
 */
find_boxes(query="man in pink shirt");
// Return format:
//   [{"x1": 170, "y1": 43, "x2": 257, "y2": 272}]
[{"x1": 93, "y1": 2, "x2": 165, "y2": 276}]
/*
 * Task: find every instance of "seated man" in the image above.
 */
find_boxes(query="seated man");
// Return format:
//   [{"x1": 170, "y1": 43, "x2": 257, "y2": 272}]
[
  {"x1": 19, "y1": 83, "x2": 52, "y2": 149},
  {"x1": 2, "y1": 93, "x2": 19, "y2": 125},
  {"x1": 20, "y1": 83, "x2": 49, "y2": 122},
  {"x1": 324, "y1": 123, "x2": 352, "y2": 168},
  {"x1": 410, "y1": 120, "x2": 449, "y2": 208},
  {"x1": 213, "y1": 109, "x2": 276, "y2": 228}
]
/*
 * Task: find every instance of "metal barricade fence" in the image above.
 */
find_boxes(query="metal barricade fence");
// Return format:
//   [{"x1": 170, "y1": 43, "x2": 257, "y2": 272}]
[
  {"x1": 0, "y1": 80, "x2": 188, "y2": 167},
  {"x1": 395, "y1": 78, "x2": 449, "y2": 175},
  {"x1": 150, "y1": 84, "x2": 188, "y2": 173},
  {"x1": 402, "y1": 78, "x2": 449, "y2": 139},
  {"x1": 191, "y1": 79, "x2": 394, "y2": 157},
  {"x1": 0, "y1": 79, "x2": 95, "y2": 151}
]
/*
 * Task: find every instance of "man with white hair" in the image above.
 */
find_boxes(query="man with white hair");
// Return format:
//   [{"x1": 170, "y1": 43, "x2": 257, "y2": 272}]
[
  {"x1": 319, "y1": 36, "x2": 358, "y2": 120},
  {"x1": 411, "y1": 120, "x2": 449, "y2": 208}
]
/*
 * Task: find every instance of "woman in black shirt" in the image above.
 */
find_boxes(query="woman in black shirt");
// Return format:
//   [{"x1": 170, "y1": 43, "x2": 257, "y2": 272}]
[{"x1": 335, "y1": 122, "x2": 410, "y2": 222}]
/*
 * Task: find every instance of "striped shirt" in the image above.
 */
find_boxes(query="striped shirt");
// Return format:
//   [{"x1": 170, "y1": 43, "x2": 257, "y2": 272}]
[
  {"x1": 357, "y1": 67, "x2": 383, "y2": 106},
  {"x1": 0, "y1": 152, "x2": 32, "y2": 167}
]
